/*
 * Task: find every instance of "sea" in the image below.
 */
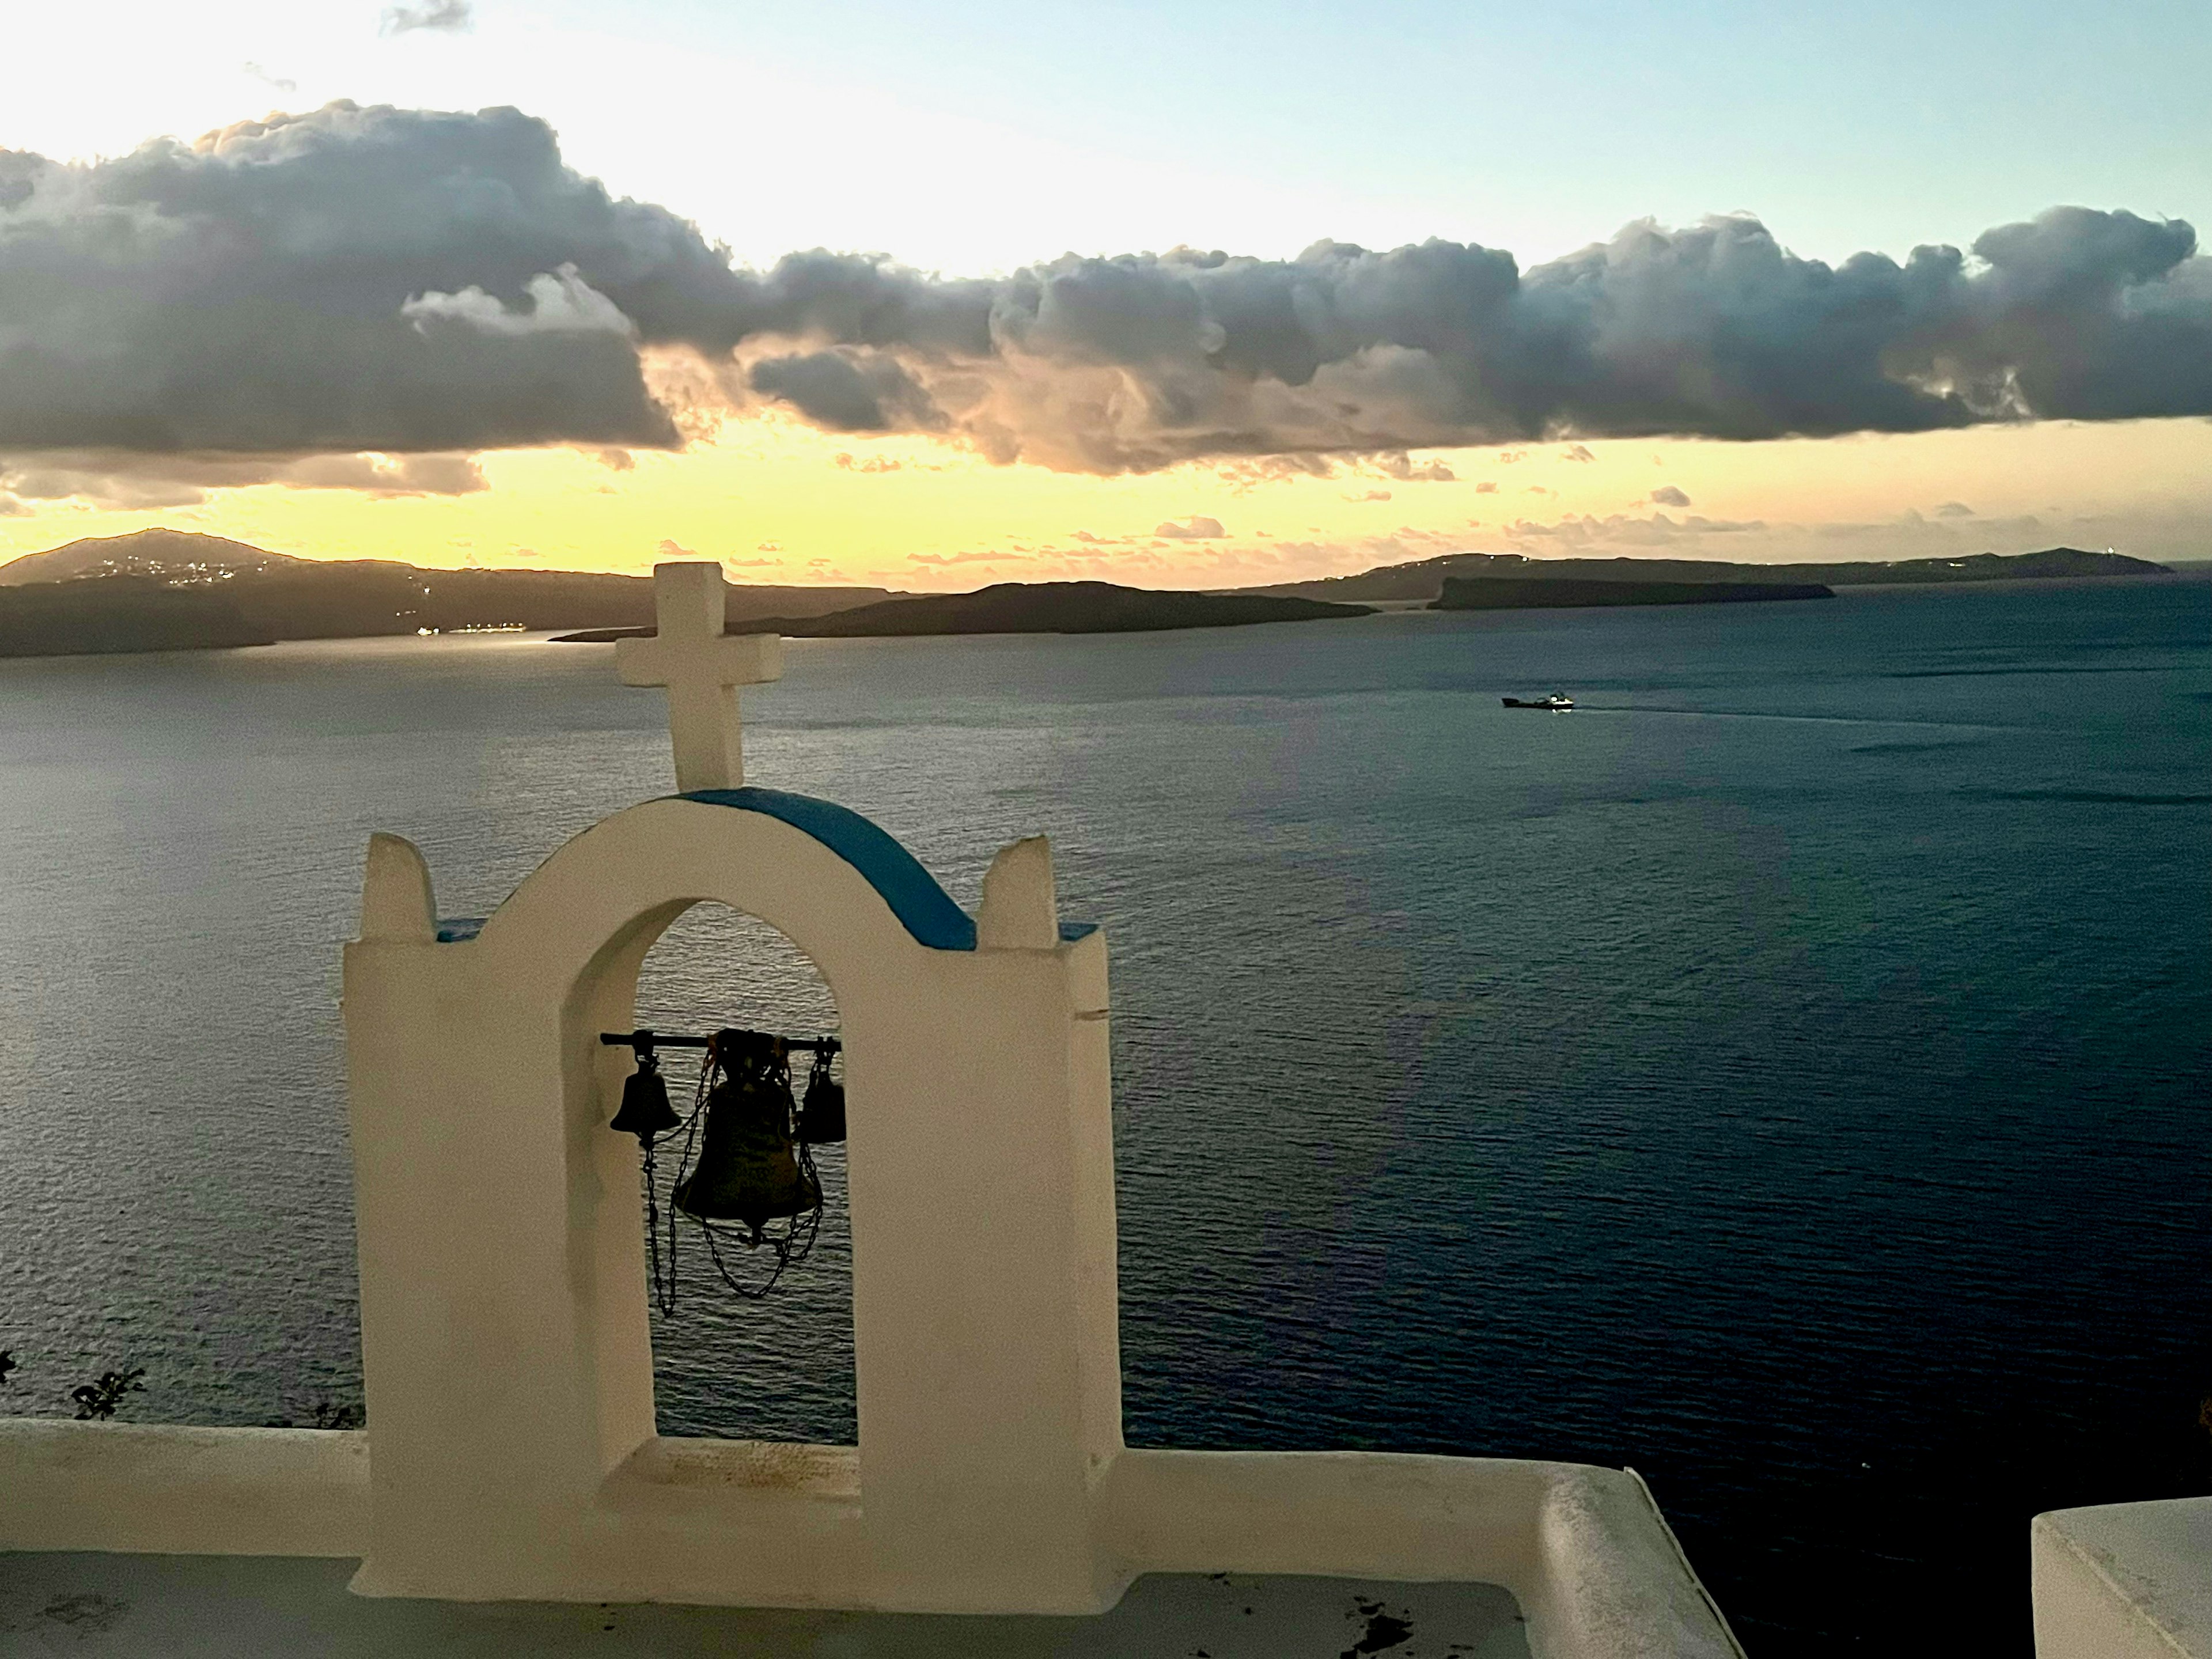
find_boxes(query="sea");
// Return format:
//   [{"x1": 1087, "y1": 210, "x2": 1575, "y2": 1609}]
[{"x1": 0, "y1": 576, "x2": 2206, "y2": 1657}]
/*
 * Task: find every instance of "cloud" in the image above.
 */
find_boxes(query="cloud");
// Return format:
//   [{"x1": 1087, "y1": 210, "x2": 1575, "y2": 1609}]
[
  {"x1": 404, "y1": 264, "x2": 635, "y2": 339},
  {"x1": 832, "y1": 450, "x2": 903, "y2": 472},
  {"x1": 1502, "y1": 512, "x2": 1767, "y2": 547},
  {"x1": 657, "y1": 538, "x2": 695, "y2": 556},
  {"x1": 1810, "y1": 509, "x2": 2043, "y2": 543},
  {"x1": 1934, "y1": 500, "x2": 1976, "y2": 517},
  {"x1": 242, "y1": 62, "x2": 297, "y2": 93},
  {"x1": 1374, "y1": 451, "x2": 1457, "y2": 482},
  {"x1": 1, "y1": 104, "x2": 2207, "y2": 479},
  {"x1": 749, "y1": 348, "x2": 943, "y2": 431},
  {"x1": 1154, "y1": 516, "x2": 1227, "y2": 539},
  {"x1": 1474, "y1": 480, "x2": 1498, "y2": 493},
  {"x1": 0, "y1": 105, "x2": 693, "y2": 456},
  {"x1": 1212, "y1": 454, "x2": 1336, "y2": 486},
  {"x1": 381, "y1": 0, "x2": 472, "y2": 35},
  {"x1": 1650, "y1": 485, "x2": 1691, "y2": 507},
  {"x1": 1560, "y1": 444, "x2": 1596, "y2": 463},
  {"x1": 755, "y1": 541, "x2": 782, "y2": 552},
  {"x1": 0, "y1": 448, "x2": 484, "y2": 507},
  {"x1": 724, "y1": 556, "x2": 777, "y2": 568},
  {"x1": 1344, "y1": 489, "x2": 1392, "y2": 502},
  {"x1": 910, "y1": 549, "x2": 1007, "y2": 566}
]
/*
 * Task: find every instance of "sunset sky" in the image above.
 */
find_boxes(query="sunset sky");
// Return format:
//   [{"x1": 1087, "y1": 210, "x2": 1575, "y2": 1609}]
[{"x1": 2, "y1": 0, "x2": 2206, "y2": 587}]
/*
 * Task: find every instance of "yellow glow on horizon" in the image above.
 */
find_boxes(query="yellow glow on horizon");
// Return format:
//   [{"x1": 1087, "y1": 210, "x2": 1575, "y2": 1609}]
[{"x1": 3, "y1": 416, "x2": 2207, "y2": 587}]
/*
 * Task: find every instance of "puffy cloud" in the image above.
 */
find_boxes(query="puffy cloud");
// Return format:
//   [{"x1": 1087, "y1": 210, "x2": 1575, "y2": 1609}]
[
  {"x1": 1344, "y1": 488, "x2": 1393, "y2": 502},
  {"x1": 1374, "y1": 452, "x2": 1457, "y2": 482},
  {"x1": 1505, "y1": 512, "x2": 1768, "y2": 547},
  {"x1": 1650, "y1": 485, "x2": 1692, "y2": 507},
  {"x1": 749, "y1": 349, "x2": 942, "y2": 431},
  {"x1": 1, "y1": 103, "x2": 2207, "y2": 483},
  {"x1": 0, "y1": 104, "x2": 701, "y2": 456},
  {"x1": 0, "y1": 449, "x2": 484, "y2": 508},
  {"x1": 381, "y1": 0, "x2": 472, "y2": 34},
  {"x1": 404, "y1": 265, "x2": 635, "y2": 338},
  {"x1": 1154, "y1": 516, "x2": 1227, "y2": 538}
]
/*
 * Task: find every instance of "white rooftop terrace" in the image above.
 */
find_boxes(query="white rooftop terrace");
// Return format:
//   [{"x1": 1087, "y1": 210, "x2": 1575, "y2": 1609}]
[
  {"x1": 6, "y1": 1555, "x2": 1538, "y2": 1658},
  {"x1": 9, "y1": 563, "x2": 1743, "y2": 1656}
]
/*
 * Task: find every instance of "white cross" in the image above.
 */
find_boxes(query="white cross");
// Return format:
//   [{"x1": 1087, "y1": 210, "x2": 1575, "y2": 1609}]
[{"x1": 616, "y1": 562, "x2": 783, "y2": 792}]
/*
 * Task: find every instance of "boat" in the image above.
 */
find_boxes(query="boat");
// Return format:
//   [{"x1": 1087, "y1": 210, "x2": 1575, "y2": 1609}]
[{"x1": 1502, "y1": 693, "x2": 1574, "y2": 710}]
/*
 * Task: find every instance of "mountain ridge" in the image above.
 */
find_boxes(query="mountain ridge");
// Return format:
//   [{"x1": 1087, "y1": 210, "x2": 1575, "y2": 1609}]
[
  {"x1": 0, "y1": 528, "x2": 308, "y2": 585},
  {"x1": 1247, "y1": 546, "x2": 2174, "y2": 602}
]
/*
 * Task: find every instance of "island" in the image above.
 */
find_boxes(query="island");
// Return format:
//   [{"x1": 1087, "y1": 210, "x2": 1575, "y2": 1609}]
[
  {"x1": 0, "y1": 526, "x2": 2177, "y2": 659},
  {"x1": 0, "y1": 530, "x2": 900, "y2": 659},
  {"x1": 557, "y1": 581, "x2": 1373, "y2": 640},
  {"x1": 0, "y1": 578, "x2": 278, "y2": 657},
  {"x1": 1262, "y1": 546, "x2": 2174, "y2": 604},
  {"x1": 1433, "y1": 575, "x2": 1834, "y2": 611}
]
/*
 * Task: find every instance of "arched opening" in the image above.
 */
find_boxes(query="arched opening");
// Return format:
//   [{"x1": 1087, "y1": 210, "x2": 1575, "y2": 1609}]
[{"x1": 628, "y1": 901, "x2": 854, "y2": 1444}]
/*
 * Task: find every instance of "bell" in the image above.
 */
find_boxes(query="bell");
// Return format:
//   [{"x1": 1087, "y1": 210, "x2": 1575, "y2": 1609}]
[
  {"x1": 675, "y1": 1060, "x2": 819, "y2": 1236},
  {"x1": 798, "y1": 1058, "x2": 846, "y2": 1145},
  {"x1": 609, "y1": 1054, "x2": 680, "y2": 1141}
]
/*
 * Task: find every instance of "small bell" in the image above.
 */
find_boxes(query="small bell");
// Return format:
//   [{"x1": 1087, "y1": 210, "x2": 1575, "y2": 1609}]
[
  {"x1": 798, "y1": 1052, "x2": 846, "y2": 1145},
  {"x1": 609, "y1": 1052, "x2": 680, "y2": 1142},
  {"x1": 675, "y1": 1038, "x2": 820, "y2": 1240}
]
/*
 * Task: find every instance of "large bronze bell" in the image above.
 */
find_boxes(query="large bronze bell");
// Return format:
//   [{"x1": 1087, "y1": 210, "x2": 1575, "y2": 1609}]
[
  {"x1": 675, "y1": 1038, "x2": 819, "y2": 1237},
  {"x1": 608, "y1": 1054, "x2": 680, "y2": 1142}
]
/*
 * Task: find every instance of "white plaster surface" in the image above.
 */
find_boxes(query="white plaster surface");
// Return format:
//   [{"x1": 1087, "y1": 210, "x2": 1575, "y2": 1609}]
[
  {"x1": 613, "y1": 561, "x2": 781, "y2": 791},
  {"x1": 342, "y1": 798, "x2": 1127, "y2": 1613},
  {"x1": 2033, "y1": 1497, "x2": 2212, "y2": 1658},
  {"x1": 1, "y1": 1555, "x2": 1533, "y2": 1658},
  {"x1": 0, "y1": 1421, "x2": 365, "y2": 1558}
]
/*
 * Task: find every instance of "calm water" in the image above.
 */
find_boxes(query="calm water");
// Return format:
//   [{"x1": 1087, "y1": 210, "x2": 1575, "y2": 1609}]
[{"x1": 1, "y1": 579, "x2": 2206, "y2": 1656}]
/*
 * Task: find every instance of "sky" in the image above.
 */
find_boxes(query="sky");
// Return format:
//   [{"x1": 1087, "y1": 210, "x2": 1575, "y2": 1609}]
[{"x1": 0, "y1": 0, "x2": 2207, "y2": 586}]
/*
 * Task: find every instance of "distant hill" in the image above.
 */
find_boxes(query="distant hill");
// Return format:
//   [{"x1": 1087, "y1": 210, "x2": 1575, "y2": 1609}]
[
  {"x1": 558, "y1": 582, "x2": 1373, "y2": 641},
  {"x1": 0, "y1": 529, "x2": 905, "y2": 657},
  {"x1": 0, "y1": 528, "x2": 308, "y2": 585},
  {"x1": 1435, "y1": 576, "x2": 1833, "y2": 611},
  {"x1": 1253, "y1": 547, "x2": 2175, "y2": 603},
  {"x1": 0, "y1": 577, "x2": 278, "y2": 656}
]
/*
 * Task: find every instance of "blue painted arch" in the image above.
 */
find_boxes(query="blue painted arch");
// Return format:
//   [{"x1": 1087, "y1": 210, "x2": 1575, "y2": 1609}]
[
  {"x1": 431, "y1": 786, "x2": 1097, "y2": 952},
  {"x1": 681, "y1": 786, "x2": 978, "y2": 952}
]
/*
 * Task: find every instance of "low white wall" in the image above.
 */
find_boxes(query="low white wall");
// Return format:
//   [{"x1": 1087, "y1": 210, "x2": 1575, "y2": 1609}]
[
  {"x1": 0, "y1": 1418, "x2": 366, "y2": 1557},
  {"x1": 2032, "y1": 1497, "x2": 2212, "y2": 1658},
  {"x1": 0, "y1": 1425, "x2": 1743, "y2": 1657},
  {"x1": 1109, "y1": 1449, "x2": 1743, "y2": 1659}
]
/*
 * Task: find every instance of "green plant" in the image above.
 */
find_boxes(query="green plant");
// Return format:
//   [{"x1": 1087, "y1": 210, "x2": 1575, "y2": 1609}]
[
  {"x1": 70, "y1": 1368, "x2": 146, "y2": 1421},
  {"x1": 263, "y1": 1396, "x2": 365, "y2": 1431}
]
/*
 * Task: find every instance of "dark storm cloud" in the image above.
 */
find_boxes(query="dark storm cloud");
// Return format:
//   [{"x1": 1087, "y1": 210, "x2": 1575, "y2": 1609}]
[
  {"x1": 1, "y1": 102, "x2": 2208, "y2": 486},
  {"x1": 747, "y1": 349, "x2": 944, "y2": 432}
]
